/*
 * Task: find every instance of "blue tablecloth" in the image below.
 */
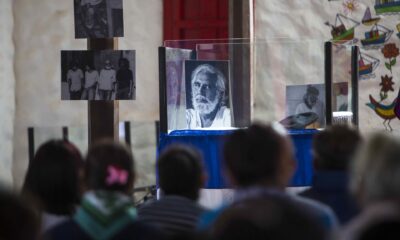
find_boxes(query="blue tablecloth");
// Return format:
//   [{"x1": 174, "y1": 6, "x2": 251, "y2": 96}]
[{"x1": 158, "y1": 129, "x2": 317, "y2": 188}]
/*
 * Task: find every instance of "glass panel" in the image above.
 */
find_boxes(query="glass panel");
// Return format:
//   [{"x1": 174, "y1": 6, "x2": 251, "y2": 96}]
[
  {"x1": 163, "y1": 39, "x2": 342, "y2": 131},
  {"x1": 253, "y1": 40, "x2": 326, "y2": 129},
  {"x1": 33, "y1": 127, "x2": 63, "y2": 153},
  {"x1": 330, "y1": 42, "x2": 354, "y2": 125}
]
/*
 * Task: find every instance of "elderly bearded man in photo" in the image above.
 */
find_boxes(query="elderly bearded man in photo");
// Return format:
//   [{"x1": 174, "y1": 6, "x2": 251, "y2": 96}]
[{"x1": 186, "y1": 64, "x2": 231, "y2": 129}]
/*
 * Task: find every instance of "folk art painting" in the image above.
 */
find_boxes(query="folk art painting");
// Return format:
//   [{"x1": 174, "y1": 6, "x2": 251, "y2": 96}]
[{"x1": 326, "y1": 0, "x2": 400, "y2": 131}]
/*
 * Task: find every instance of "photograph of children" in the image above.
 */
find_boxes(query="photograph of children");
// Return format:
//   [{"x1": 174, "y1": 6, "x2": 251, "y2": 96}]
[
  {"x1": 74, "y1": 0, "x2": 124, "y2": 39},
  {"x1": 184, "y1": 60, "x2": 231, "y2": 129},
  {"x1": 286, "y1": 84, "x2": 326, "y2": 128},
  {"x1": 61, "y1": 50, "x2": 135, "y2": 100}
]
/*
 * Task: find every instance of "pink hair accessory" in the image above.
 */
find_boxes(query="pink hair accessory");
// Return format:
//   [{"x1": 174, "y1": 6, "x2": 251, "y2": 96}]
[{"x1": 106, "y1": 165, "x2": 128, "y2": 186}]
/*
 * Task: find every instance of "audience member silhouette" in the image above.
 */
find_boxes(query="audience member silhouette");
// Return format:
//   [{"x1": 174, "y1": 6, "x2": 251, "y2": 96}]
[
  {"x1": 0, "y1": 186, "x2": 40, "y2": 240},
  {"x1": 199, "y1": 123, "x2": 338, "y2": 236},
  {"x1": 138, "y1": 145, "x2": 206, "y2": 236},
  {"x1": 300, "y1": 125, "x2": 362, "y2": 224},
  {"x1": 211, "y1": 198, "x2": 325, "y2": 240},
  {"x1": 342, "y1": 133, "x2": 400, "y2": 239},
  {"x1": 22, "y1": 140, "x2": 84, "y2": 233},
  {"x1": 44, "y1": 140, "x2": 164, "y2": 240}
]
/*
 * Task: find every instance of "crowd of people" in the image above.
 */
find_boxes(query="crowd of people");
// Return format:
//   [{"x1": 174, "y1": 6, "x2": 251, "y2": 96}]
[
  {"x1": 67, "y1": 58, "x2": 134, "y2": 100},
  {"x1": 1, "y1": 123, "x2": 400, "y2": 240}
]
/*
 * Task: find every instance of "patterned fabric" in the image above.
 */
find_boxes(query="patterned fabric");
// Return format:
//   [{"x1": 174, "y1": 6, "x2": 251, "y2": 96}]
[{"x1": 74, "y1": 191, "x2": 137, "y2": 240}]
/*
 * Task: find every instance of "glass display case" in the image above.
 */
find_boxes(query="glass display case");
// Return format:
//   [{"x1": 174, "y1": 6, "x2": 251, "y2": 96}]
[{"x1": 158, "y1": 39, "x2": 358, "y2": 188}]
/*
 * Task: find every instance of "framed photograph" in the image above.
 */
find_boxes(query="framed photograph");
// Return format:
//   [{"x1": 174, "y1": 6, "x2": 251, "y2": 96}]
[
  {"x1": 184, "y1": 60, "x2": 231, "y2": 129},
  {"x1": 284, "y1": 84, "x2": 326, "y2": 129},
  {"x1": 61, "y1": 50, "x2": 135, "y2": 100},
  {"x1": 74, "y1": 0, "x2": 124, "y2": 39}
]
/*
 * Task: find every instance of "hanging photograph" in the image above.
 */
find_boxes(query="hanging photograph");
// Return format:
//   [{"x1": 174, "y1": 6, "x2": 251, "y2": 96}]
[
  {"x1": 184, "y1": 60, "x2": 231, "y2": 129},
  {"x1": 74, "y1": 0, "x2": 124, "y2": 39},
  {"x1": 61, "y1": 50, "x2": 135, "y2": 100},
  {"x1": 282, "y1": 84, "x2": 326, "y2": 129}
]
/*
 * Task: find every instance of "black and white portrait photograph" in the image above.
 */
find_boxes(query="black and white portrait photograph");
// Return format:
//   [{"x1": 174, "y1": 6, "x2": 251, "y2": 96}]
[
  {"x1": 285, "y1": 84, "x2": 326, "y2": 128},
  {"x1": 61, "y1": 50, "x2": 135, "y2": 100},
  {"x1": 74, "y1": 0, "x2": 124, "y2": 39},
  {"x1": 184, "y1": 60, "x2": 231, "y2": 129}
]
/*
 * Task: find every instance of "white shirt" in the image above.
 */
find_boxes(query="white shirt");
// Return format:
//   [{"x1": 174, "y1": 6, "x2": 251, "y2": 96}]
[
  {"x1": 295, "y1": 101, "x2": 325, "y2": 126},
  {"x1": 85, "y1": 70, "x2": 99, "y2": 88},
  {"x1": 98, "y1": 69, "x2": 116, "y2": 90},
  {"x1": 67, "y1": 69, "x2": 83, "y2": 92},
  {"x1": 186, "y1": 106, "x2": 231, "y2": 129}
]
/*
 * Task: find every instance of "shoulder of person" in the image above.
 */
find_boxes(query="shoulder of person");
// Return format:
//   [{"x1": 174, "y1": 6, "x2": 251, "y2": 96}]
[{"x1": 292, "y1": 195, "x2": 339, "y2": 231}]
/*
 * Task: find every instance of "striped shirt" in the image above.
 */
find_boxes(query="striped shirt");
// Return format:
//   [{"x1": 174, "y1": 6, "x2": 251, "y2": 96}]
[{"x1": 137, "y1": 195, "x2": 205, "y2": 236}]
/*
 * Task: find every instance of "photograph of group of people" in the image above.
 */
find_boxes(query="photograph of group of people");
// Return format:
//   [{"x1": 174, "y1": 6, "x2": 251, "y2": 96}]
[
  {"x1": 74, "y1": 0, "x2": 124, "y2": 39},
  {"x1": 61, "y1": 50, "x2": 135, "y2": 100}
]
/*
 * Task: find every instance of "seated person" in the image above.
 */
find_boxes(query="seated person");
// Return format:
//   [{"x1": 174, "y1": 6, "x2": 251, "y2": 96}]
[
  {"x1": 295, "y1": 85, "x2": 325, "y2": 127},
  {"x1": 186, "y1": 64, "x2": 231, "y2": 129},
  {"x1": 300, "y1": 125, "x2": 362, "y2": 224},
  {"x1": 211, "y1": 197, "x2": 325, "y2": 240},
  {"x1": 138, "y1": 145, "x2": 206, "y2": 237},
  {"x1": 198, "y1": 123, "x2": 338, "y2": 235},
  {"x1": 0, "y1": 186, "x2": 40, "y2": 240},
  {"x1": 44, "y1": 140, "x2": 164, "y2": 240},
  {"x1": 22, "y1": 140, "x2": 84, "y2": 233}
]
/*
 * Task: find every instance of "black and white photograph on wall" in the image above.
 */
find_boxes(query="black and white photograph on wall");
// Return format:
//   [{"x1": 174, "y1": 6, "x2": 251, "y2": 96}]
[
  {"x1": 283, "y1": 84, "x2": 326, "y2": 129},
  {"x1": 184, "y1": 60, "x2": 231, "y2": 129},
  {"x1": 74, "y1": 0, "x2": 124, "y2": 39},
  {"x1": 61, "y1": 50, "x2": 135, "y2": 100}
]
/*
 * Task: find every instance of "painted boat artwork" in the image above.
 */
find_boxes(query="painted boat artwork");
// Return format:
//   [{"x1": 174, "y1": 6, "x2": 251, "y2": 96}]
[
  {"x1": 375, "y1": 0, "x2": 400, "y2": 15},
  {"x1": 362, "y1": 7, "x2": 381, "y2": 26},
  {"x1": 359, "y1": 51, "x2": 380, "y2": 80},
  {"x1": 361, "y1": 23, "x2": 393, "y2": 50},
  {"x1": 325, "y1": 14, "x2": 360, "y2": 45}
]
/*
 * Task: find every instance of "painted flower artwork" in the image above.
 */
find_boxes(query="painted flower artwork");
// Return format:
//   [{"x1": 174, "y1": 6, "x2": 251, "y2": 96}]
[
  {"x1": 342, "y1": 0, "x2": 360, "y2": 15},
  {"x1": 382, "y1": 43, "x2": 400, "y2": 73},
  {"x1": 379, "y1": 75, "x2": 395, "y2": 100}
]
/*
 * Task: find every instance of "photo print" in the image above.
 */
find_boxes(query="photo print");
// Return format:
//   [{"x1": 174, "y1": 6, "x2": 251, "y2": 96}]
[
  {"x1": 61, "y1": 50, "x2": 135, "y2": 100},
  {"x1": 74, "y1": 0, "x2": 124, "y2": 39},
  {"x1": 184, "y1": 60, "x2": 231, "y2": 129},
  {"x1": 282, "y1": 84, "x2": 326, "y2": 129}
]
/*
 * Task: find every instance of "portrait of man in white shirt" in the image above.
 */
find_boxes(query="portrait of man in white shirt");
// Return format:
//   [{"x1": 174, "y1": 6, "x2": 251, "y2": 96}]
[{"x1": 185, "y1": 61, "x2": 231, "y2": 129}]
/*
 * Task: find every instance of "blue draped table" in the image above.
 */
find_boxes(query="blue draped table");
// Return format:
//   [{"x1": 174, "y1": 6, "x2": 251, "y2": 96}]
[{"x1": 158, "y1": 129, "x2": 317, "y2": 188}]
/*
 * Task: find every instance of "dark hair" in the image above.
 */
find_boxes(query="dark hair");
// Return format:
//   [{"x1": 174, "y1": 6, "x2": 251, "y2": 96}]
[
  {"x1": 0, "y1": 186, "x2": 40, "y2": 240},
  {"x1": 306, "y1": 85, "x2": 319, "y2": 96},
  {"x1": 22, "y1": 140, "x2": 83, "y2": 215},
  {"x1": 158, "y1": 145, "x2": 203, "y2": 200},
  {"x1": 313, "y1": 125, "x2": 362, "y2": 170},
  {"x1": 223, "y1": 123, "x2": 287, "y2": 187},
  {"x1": 119, "y1": 58, "x2": 129, "y2": 68},
  {"x1": 211, "y1": 197, "x2": 325, "y2": 240},
  {"x1": 85, "y1": 140, "x2": 135, "y2": 193}
]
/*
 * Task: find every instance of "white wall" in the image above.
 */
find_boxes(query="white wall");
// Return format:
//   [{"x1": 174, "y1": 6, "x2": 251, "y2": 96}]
[
  {"x1": 0, "y1": 0, "x2": 15, "y2": 186},
  {"x1": 255, "y1": 0, "x2": 400, "y2": 133},
  {"x1": 11, "y1": 0, "x2": 162, "y2": 188}
]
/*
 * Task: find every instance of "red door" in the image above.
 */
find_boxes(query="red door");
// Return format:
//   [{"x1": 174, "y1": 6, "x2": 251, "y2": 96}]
[{"x1": 163, "y1": 0, "x2": 229, "y2": 41}]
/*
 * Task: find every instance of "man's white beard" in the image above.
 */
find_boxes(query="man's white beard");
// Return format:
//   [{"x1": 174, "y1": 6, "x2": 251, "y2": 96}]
[{"x1": 193, "y1": 94, "x2": 220, "y2": 115}]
